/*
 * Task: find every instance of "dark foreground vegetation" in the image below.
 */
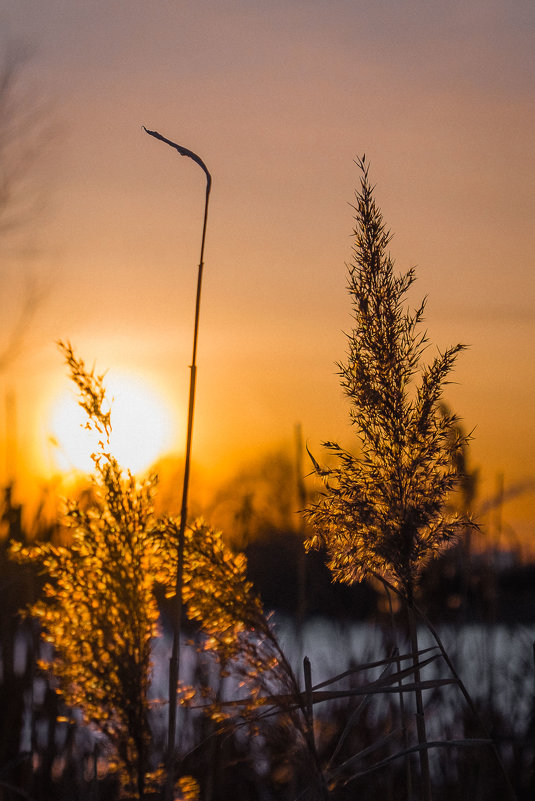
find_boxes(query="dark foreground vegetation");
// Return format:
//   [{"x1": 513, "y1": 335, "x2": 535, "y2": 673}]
[
  {"x1": 1, "y1": 160, "x2": 535, "y2": 801},
  {"x1": 2, "y1": 480, "x2": 535, "y2": 801}
]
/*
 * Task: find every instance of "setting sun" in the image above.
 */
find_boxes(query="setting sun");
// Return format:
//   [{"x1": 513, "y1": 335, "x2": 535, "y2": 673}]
[{"x1": 47, "y1": 371, "x2": 175, "y2": 475}]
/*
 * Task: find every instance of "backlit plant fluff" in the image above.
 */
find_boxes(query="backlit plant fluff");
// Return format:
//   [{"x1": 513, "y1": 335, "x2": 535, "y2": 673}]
[
  {"x1": 306, "y1": 157, "x2": 471, "y2": 603},
  {"x1": 12, "y1": 344, "x2": 174, "y2": 799}
]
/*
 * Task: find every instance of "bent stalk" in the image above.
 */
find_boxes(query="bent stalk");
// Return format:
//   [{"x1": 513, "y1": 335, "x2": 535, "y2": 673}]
[{"x1": 143, "y1": 127, "x2": 212, "y2": 800}]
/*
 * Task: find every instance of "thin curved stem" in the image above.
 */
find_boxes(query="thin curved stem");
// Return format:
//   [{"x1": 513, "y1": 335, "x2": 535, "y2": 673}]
[{"x1": 144, "y1": 127, "x2": 211, "y2": 799}]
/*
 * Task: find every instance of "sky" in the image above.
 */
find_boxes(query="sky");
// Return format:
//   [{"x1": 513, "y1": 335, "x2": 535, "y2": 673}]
[{"x1": 1, "y1": 0, "x2": 535, "y2": 542}]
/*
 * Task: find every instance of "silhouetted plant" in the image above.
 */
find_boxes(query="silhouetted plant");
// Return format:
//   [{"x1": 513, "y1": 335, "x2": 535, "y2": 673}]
[
  {"x1": 12, "y1": 345, "x2": 320, "y2": 799},
  {"x1": 169, "y1": 517, "x2": 457, "y2": 801},
  {"x1": 159, "y1": 516, "x2": 339, "y2": 798},
  {"x1": 11, "y1": 344, "x2": 175, "y2": 799},
  {"x1": 305, "y1": 157, "x2": 473, "y2": 800},
  {"x1": 306, "y1": 158, "x2": 470, "y2": 595}
]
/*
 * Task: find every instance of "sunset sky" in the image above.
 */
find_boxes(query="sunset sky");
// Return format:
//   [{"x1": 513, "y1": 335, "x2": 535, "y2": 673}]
[{"x1": 1, "y1": 1, "x2": 534, "y2": 539}]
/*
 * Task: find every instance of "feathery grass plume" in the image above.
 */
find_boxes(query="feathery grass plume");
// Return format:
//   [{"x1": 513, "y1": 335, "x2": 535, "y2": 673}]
[
  {"x1": 161, "y1": 517, "x2": 332, "y2": 798},
  {"x1": 171, "y1": 524, "x2": 466, "y2": 799},
  {"x1": 164, "y1": 516, "x2": 301, "y2": 717},
  {"x1": 11, "y1": 343, "x2": 176, "y2": 799},
  {"x1": 305, "y1": 158, "x2": 474, "y2": 800},
  {"x1": 305, "y1": 157, "x2": 472, "y2": 602}
]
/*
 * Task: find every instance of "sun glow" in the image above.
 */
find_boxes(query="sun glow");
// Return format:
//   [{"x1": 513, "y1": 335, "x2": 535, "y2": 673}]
[{"x1": 47, "y1": 371, "x2": 175, "y2": 475}]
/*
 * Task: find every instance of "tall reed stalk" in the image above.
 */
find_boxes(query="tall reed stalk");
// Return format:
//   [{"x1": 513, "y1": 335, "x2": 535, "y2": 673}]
[
  {"x1": 143, "y1": 127, "x2": 211, "y2": 801},
  {"x1": 306, "y1": 156, "x2": 474, "y2": 800}
]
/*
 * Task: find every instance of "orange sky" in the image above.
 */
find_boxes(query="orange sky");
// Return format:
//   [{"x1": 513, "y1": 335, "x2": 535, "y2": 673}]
[{"x1": 1, "y1": 1, "x2": 535, "y2": 541}]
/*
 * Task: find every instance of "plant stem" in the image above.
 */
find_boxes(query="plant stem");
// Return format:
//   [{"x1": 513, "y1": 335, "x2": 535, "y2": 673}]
[
  {"x1": 414, "y1": 601, "x2": 518, "y2": 801},
  {"x1": 407, "y1": 600, "x2": 432, "y2": 801},
  {"x1": 303, "y1": 657, "x2": 329, "y2": 801},
  {"x1": 166, "y1": 181, "x2": 210, "y2": 798},
  {"x1": 381, "y1": 578, "x2": 413, "y2": 800},
  {"x1": 379, "y1": 574, "x2": 518, "y2": 801},
  {"x1": 143, "y1": 127, "x2": 211, "y2": 801}
]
